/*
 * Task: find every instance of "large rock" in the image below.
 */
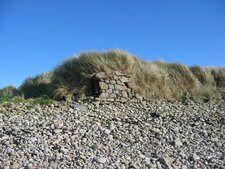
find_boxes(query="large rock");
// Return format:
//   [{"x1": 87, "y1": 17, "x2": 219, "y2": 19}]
[
  {"x1": 114, "y1": 71, "x2": 124, "y2": 76},
  {"x1": 99, "y1": 93, "x2": 109, "y2": 98},
  {"x1": 95, "y1": 72, "x2": 106, "y2": 79},
  {"x1": 120, "y1": 76, "x2": 129, "y2": 83},
  {"x1": 109, "y1": 93, "x2": 117, "y2": 98},
  {"x1": 115, "y1": 85, "x2": 126, "y2": 90},
  {"x1": 108, "y1": 84, "x2": 115, "y2": 89},
  {"x1": 122, "y1": 91, "x2": 128, "y2": 98},
  {"x1": 99, "y1": 82, "x2": 108, "y2": 90},
  {"x1": 106, "y1": 89, "x2": 113, "y2": 93},
  {"x1": 109, "y1": 80, "x2": 116, "y2": 84},
  {"x1": 113, "y1": 75, "x2": 119, "y2": 80}
]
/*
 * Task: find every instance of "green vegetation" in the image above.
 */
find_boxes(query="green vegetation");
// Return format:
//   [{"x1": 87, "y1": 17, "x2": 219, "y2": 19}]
[
  {"x1": 0, "y1": 91, "x2": 53, "y2": 107},
  {"x1": 30, "y1": 98, "x2": 53, "y2": 105},
  {"x1": 1, "y1": 49, "x2": 225, "y2": 102},
  {"x1": 0, "y1": 94, "x2": 11, "y2": 103},
  {"x1": 0, "y1": 85, "x2": 21, "y2": 98}
]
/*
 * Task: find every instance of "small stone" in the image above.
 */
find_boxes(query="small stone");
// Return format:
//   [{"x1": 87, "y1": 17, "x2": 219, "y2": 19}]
[
  {"x1": 104, "y1": 129, "x2": 111, "y2": 135},
  {"x1": 173, "y1": 127, "x2": 180, "y2": 134},
  {"x1": 173, "y1": 137, "x2": 182, "y2": 147},
  {"x1": 96, "y1": 122, "x2": 101, "y2": 126},
  {"x1": 113, "y1": 111, "x2": 124, "y2": 115},
  {"x1": 94, "y1": 157, "x2": 107, "y2": 163},
  {"x1": 211, "y1": 137, "x2": 219, "y2": 142},
  {"x1": 27, "y1": 165, "x2": 38, "y2": 169},
  {"x1": 55, "y1": 153, "x2": 61, "y2": 160},
  {"x1": 108, "y1": 135, "x2": 113, "y2": 141},
  {"x1": 11, "y1": 162, "x2": 19, "y2": 169},
  {"x1": 1, "y1": 135, "x2": 9, "y2": 140},
  {"x1": 159, "y1": 112, "x2": 168, "y2": 118},
  {"x1": 159, "y1": 157, "x2": 172, "y2": 167},
  {"x1": 151, "y1": 128, "x2": 162, "y2": 135},
  {"x1": 192, "y1": 153, "x2": 200, "y2": 161},
  {"x1": 53, "y1": 129, "x2": 62, "y2": 134},
  {"x1": 60, "y1": 147, "x2": 69, "y2": 153},
  {"x1": 53, "y1": 120, "x2": 63, "y2": 128},
  {"x1": 109, "y1": 123, "x2": 115, "y2": 131},
  {"x1": 29, "y1": 137, "x2": 37, "y2": 143},
  {"x1": 181, "y1": 165, "x2": 188, "y2": 169},
  {"x1": 92, "y1": 143, "x2": 102, "y2": 150}
]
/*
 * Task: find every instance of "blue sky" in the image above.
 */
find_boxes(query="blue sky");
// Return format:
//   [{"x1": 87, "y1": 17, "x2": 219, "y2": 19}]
[{"x1": 0, "y1": 0, "x2": 225, "y2": 88}]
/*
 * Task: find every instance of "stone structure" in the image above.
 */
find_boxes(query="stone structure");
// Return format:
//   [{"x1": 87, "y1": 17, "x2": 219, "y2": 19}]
[{"x1": 91, "y1": 71, "x2": 140, "y2": 102}]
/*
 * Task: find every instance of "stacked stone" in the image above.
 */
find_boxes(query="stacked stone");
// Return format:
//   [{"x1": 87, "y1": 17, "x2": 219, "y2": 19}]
[{"x1": 92, "y1": 71, "x2": 136, "y2": 102}]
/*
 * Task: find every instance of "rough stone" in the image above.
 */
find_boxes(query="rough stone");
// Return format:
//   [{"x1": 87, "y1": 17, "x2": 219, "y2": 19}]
[
  {"x1": 99, "y1": 93, "x2": 109, "y2": 98},
  {"x1": 120, "y1": 98, "x2": 127, "y2": 103},
  {"x1": 94, "y1": 157, "x2": 107, "y2": 163},
  {"x1": 122, "y1": 91, "x2": 128, "y2": 98},
  {"x1": 174, "y1": 137, "x2": 183, "y2": 147},
  {"x1": 135, "y1": 94, "x2": 143, "y2": 100},
  {"x1": 120, "y1": 76, "x2": 129, "y2": 83},
  {"x1": 99, "y1": 82, "x2": 108, "y2": 90},
  {"x1": 113, "y1": 75, "x2": 119, "y2": 80},
  {"x1": 114, "y1": 71, "x2": 124, "y2": 76},
  {"x1": 95, "y1": 72, "x2": 106, "y2": 79},
  {"x1": 108, "y1": 84, "x2": 114, "y2": 89},
  {"x1": 106, "y1": 98, "x2": 114, "y2": 102},
  {"x1": 109, "y1": 93, "x2": 117, "y2": 98},
  {"x1": 109, "y1": 80, "x2": 116, "y2": 84},
  {"x1": 106, "y1": 89, "x2": 113, "y2": 93},
  {"x1": 114, "y1": 90, "x2": 120, "y2": 94},
  {"x1": 115, "y1": 85, "x2": 126, "y2": 90},
  {"x1": 159, "y1": 157, "x2": 173, "y2": 167}
]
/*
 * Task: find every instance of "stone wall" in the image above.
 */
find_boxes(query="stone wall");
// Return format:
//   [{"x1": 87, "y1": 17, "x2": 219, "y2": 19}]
[{"x1": 91, "y1": 71, "x2": 142, "y2": 102}]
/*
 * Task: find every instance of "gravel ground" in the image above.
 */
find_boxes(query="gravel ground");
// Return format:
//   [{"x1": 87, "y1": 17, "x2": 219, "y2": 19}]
[{"x1": 0, "y1": 100, "x2": 224, "y2": 169}]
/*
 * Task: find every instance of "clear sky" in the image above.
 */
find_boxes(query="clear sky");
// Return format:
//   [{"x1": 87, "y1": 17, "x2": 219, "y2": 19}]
[{"x1": 0, "y1": 0, "x2": 225, "y2": 89}]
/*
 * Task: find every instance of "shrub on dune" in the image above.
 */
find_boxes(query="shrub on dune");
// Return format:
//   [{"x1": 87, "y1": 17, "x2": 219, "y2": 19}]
[
  {"x1": 20, "y1": 72, "x2": 53, "y2": 99},
  {"x1": 0, "y1": 85, "x2": 20, "y2": 98}
]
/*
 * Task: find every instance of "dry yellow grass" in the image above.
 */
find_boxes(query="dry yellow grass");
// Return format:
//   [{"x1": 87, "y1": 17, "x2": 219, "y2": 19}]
[{"x1": 17, "y1": 49, "x2": 225, "y2": 102}]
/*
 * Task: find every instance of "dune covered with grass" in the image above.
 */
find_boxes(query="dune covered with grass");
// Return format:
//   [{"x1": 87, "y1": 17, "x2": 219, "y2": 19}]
[
  {"x1": 1, "y1": 49, "x2": 225, "y2": 102},
  {"x1": 0, "y1": 50, "x2": 225, "y2": 169}
]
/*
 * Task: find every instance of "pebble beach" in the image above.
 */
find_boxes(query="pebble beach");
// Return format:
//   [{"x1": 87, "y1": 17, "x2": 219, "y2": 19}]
[{"x1": 0, "y1": 100, "x2": 224, "y2": 169}]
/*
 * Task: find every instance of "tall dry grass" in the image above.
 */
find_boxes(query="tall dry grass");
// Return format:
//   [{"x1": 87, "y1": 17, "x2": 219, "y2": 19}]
[
  {"x1": 16, "y1": 49, "x2": 225, "y2": 102},
  {"x1": 19, "y1": 72, "x2": 53, "y2": 98},
  {"x1": 0, "y1": 85, "x2": 20, "y2": 98}
]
